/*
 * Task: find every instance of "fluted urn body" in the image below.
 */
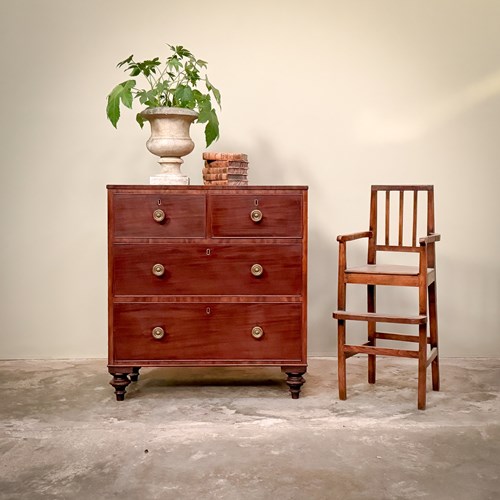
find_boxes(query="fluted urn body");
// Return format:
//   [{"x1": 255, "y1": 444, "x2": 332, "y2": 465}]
[{"x1": 140, "y1": 107, "x2": 198, "y2": 185}]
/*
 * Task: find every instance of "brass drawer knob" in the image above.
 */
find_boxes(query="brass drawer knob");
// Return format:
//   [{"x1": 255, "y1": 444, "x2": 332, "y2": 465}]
[
  {"x1": 153, "y1": 209, "x2": 165, "y2": 222},
  {"x1": 152, "y1": 263, "x2": 165, "y2": 277},
  {"x1": 152, "y1": 327, "x2": 165, "y2": 339},
  {"x1": 251, "y1": 264, "x2": 263, "y2": 277},
  {"x1": 250, "y1": 209, "x2": 263, "y2": 222},
  {"x1": 252, "y1": 326, "x2": 264, "y2": 339}
]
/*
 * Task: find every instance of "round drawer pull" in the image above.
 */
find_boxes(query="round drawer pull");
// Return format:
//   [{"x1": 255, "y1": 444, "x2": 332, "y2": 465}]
[
  {"x1": 251, "y1": 264, "x2": 263, "y2": 277},
  {"x1": 152, "y1": 327, "x2": 165, "y2": 340},
  {"x1": 250, "y1": 209, "x2": 263, "y2": 222},
  {"x1": 251, "y1": 326, "x2": 264, "y2": 339},
  {"x1": 152, "y1": 263, "x2": 165, "y2": 277},
  {"x1": 153, "y1": 209, "x2": 165, "y2": 222}
]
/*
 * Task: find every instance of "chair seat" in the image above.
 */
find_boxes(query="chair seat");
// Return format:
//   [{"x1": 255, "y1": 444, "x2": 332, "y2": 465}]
[{"x1": 346, "y1": 264, "x2": 420, "y2": 275}]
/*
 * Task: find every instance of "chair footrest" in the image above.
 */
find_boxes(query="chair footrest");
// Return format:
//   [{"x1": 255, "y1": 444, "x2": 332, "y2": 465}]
[{"x1": 333, "y1": 310, "x2": 427, "y2": 324}]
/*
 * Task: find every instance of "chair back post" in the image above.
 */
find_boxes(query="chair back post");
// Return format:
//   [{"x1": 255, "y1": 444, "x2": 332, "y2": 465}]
[
  {"x1": 368, "y1": 187, "x2": 378, "y2": 264},
  {"x1": 427, "y1": 187, "x2": 436, "y2": 269},
  {"x1": 337, "y1": 241, "x2": 347, "y2": 310}
]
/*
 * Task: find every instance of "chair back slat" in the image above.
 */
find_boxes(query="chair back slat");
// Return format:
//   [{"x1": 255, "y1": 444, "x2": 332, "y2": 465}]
[
  {"x1": 370, "y1": 185, "x2": 435, "y2": 255},
  {"x1": 385, "y1": 191, "x2": 390, "y2": 245},
  {"x1": 398, "y1": 191, "x2": 404, "y2": 246},
  {"x1": 412, "y1": 191, "x2": 418, "y2": 246}
]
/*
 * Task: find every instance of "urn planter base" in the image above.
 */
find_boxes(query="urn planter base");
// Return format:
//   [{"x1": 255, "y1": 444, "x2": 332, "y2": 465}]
[
  {"x1": 150, "y1": 157, "x2": 190, "y2": 185},
  {"x1": 150, "y1": 174, "x2": 190, "y2": 185}
]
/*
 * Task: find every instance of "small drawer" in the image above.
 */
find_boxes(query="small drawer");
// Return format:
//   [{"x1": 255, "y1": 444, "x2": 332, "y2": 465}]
[
  {"x1": 112, "y1": 243, "x2": 303, "y2": 296},
  {"x1": 112, "y1": 193, "x2": 205, "y2": 238},
  {"x1": 112, "y1": 303, "x2": 303, "y2": 362},
  {"x1": 210, "y1": 194, "x2": 302, "y2": 238}
]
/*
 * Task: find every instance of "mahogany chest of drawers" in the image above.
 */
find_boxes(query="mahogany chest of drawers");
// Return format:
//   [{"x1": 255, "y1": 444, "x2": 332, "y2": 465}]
[{"x1": 107, "y1": 185, "x2": 308, "y2": 400}]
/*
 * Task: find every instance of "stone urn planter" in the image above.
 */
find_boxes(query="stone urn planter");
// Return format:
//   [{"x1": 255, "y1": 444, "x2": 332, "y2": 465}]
[
  {"x1": 140, "y1": 107, "x2": 198, "y2": 185},
  {"x1": 106, "y1": 45, "x2": 221, "y2": 183}
]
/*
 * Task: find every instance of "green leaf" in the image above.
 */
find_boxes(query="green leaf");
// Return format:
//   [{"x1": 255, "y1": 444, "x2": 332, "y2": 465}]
[
  {"x1": 185, "y1": 63, "x2": 200, "y2": 85},
  {"x1": 174, "y1": 85, "x2": 194, "y2": 108},
  {"x1": 174, "y1": 45, "x2": 192, "y2": 58},
  {"x1": 117, "y1": 55, "x2": 133, "y2": 68},
  {"x1": 196, "y1": 97, "x2": 212, "y2": 123},
  {"x1": 136, "y1": 112, "x2": 145, "y2": 128},
  {"x1": 206, "y1": 77, "x2": 221, "y2": 108},
  {"x1": 106, "y1": 80, "x2": 136, "y2": 127},
  {"x1": 167, "y1": 55, "x2": 181, "y2": 71},
  {"x1": 140, "y1": 58, "x2": 161, "y2": 77},
  {"x1": 106, "y1": 95, "x2": 120, "y2": 128},
  {"x1": 204, "y1": 108, "x2": 219, "y2": 147},
  {"x1": 120, "y1": 85, "x2": 134, "y2": 109},
  {"x1": 137, "y1": 89, "x2": 160, "y2": 107}
]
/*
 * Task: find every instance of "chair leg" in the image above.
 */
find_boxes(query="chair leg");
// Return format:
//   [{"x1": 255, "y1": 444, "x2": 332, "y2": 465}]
[
  {"x1": 338, "y1": 319, "x2": 347, "y2": 400},
  {"x1": 417, "y1": 323, "x2": 427, "y2": 410},
  {"x1": 418, "y1": 279, "x2": 429, "y2": 410},
  {"x1": 337, "y1": 259, "x2": 347, "y2": 401},
  {"x1": 429, "y1": 281, "x2": 440, "y2": 391},
  {"x1": 367, "y1": 284, "x2": 376, "y2": 384}
]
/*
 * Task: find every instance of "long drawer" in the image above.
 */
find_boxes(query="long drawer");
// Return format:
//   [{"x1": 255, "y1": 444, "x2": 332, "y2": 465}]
[
  {"x1": 112, "y1": 302, "x2": 303, "y2": 361},
  {"x1": 112, "y1": 243, "x2": 303, "y2": 296}
]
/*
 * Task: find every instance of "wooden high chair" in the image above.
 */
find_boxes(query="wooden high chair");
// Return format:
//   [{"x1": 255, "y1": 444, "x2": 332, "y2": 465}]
[{"x1": 332, "y1": 185, "x2": 440, "y2": 409}]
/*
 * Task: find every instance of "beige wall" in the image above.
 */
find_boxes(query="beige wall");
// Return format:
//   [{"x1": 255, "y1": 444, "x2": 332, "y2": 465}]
[{"x1": 1, "y1": 0, "x2": 499, "y2": 358}]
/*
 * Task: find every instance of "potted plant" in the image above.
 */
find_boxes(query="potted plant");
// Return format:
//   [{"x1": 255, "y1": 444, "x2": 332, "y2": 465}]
[{"x1": 106, "y1": 44, "x2": 221, "y2": 184}]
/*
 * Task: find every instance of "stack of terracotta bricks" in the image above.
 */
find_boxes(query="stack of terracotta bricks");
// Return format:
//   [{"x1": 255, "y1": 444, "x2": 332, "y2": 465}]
[{"x1": 202, "y1": 152, "x2": 249, "y2": 185}]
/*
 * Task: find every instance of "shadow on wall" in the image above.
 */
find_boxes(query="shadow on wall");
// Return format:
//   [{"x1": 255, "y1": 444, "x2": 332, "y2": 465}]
[
  {"x1": 247, "y1": 137, "x2": 307, "y2": 186},
  {"x1": 307, "y1": 227, "x2": 338, "y2": 355},
  {"x1": 247, "y1": 137, "x2": 342, "y2": 355},
  {"x1": 243, "y1": 140, "x2": 436, "y2": 356}
]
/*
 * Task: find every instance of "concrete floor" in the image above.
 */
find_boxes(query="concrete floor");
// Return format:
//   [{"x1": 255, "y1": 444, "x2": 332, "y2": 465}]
[{"x1": 0, "y1": 358, "x2": 499, "y2": 500}]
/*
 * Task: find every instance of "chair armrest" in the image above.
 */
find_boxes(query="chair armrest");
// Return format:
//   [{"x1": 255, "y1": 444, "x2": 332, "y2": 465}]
[
  {"x1": 337, "y1": 231, "x2": 372, "y2": 243},
  {"x1": 419, "y1": 233, "x2": 441, "y2": 245}
]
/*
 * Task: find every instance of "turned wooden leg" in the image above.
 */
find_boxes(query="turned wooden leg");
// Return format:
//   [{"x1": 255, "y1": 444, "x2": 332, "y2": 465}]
[
  {"x1": 109, "y1": 371, "x2": 132, "y2": 401},
  {"x1": 282, "y1": 367, "x2": 306, "y2": 399},
  {"x1": 129, "y1": 367, "x2": 141, "y2": 382}
]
